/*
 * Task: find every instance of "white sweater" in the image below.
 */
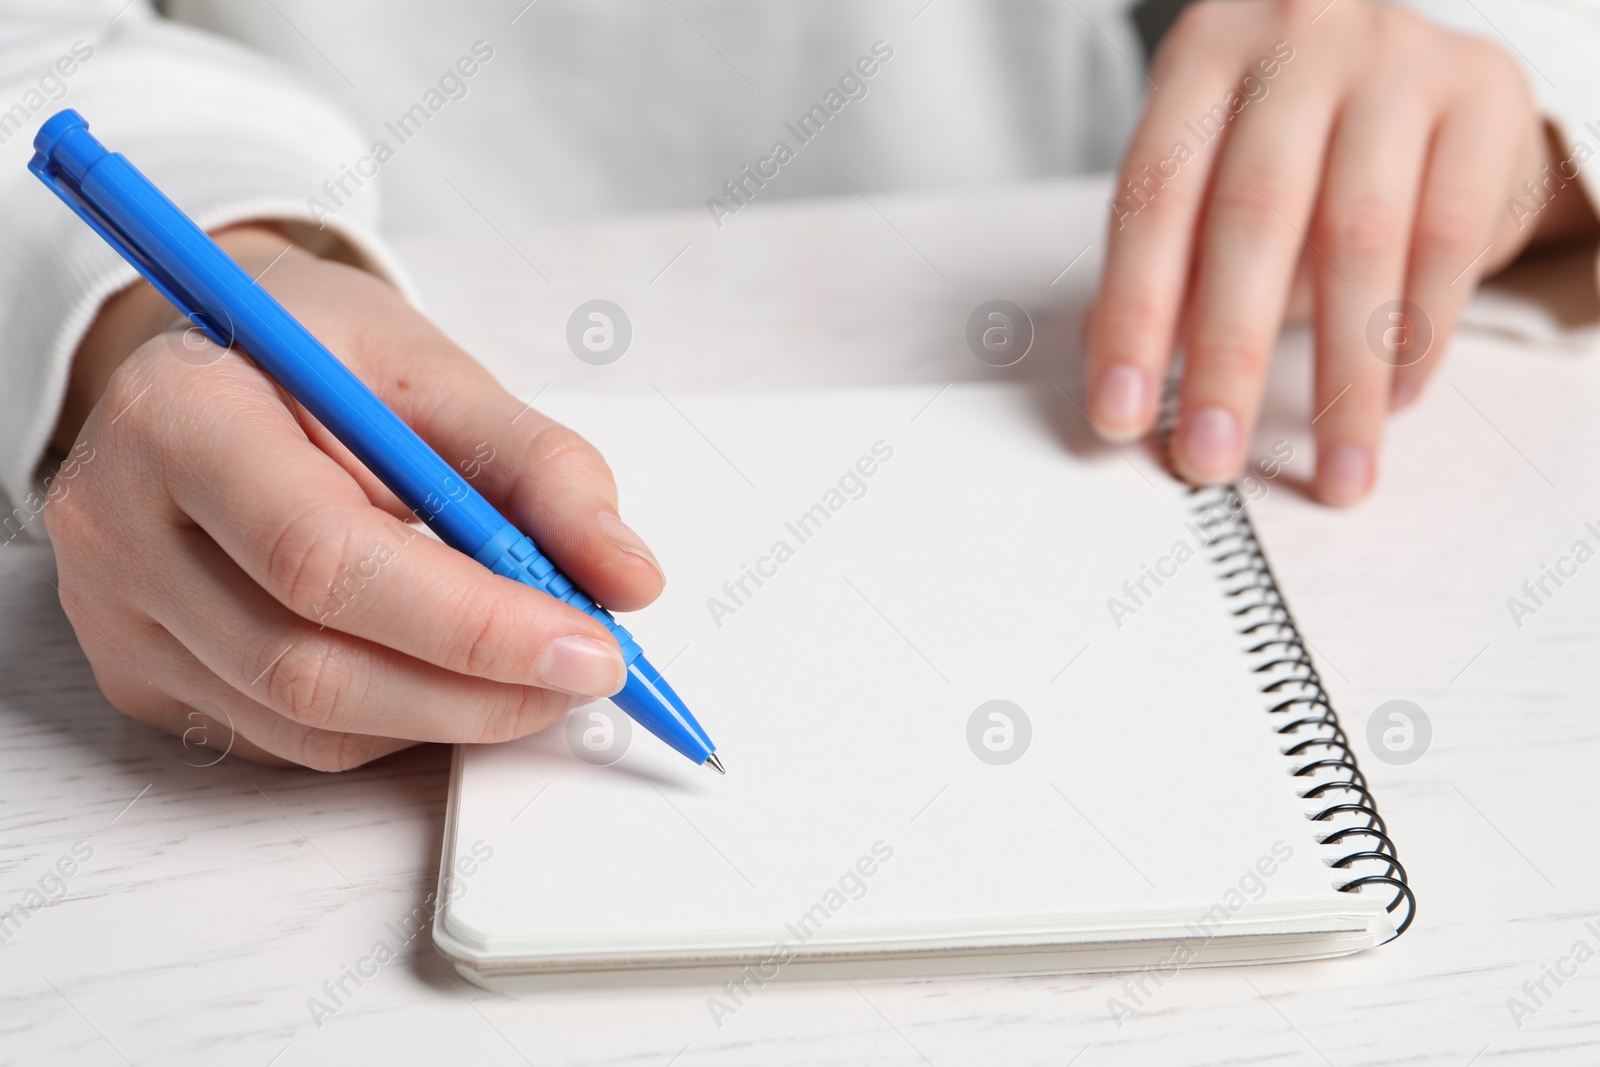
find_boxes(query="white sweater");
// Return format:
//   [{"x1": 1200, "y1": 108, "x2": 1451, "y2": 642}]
[{"x1": 0, "y1": 0, "x2": 1595, "y2": 519}]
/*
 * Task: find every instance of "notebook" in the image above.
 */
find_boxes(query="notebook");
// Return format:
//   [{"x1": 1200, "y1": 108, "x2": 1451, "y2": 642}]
[{"x1": 431, "y1": 381, "x2": 1411, "y2": 990}]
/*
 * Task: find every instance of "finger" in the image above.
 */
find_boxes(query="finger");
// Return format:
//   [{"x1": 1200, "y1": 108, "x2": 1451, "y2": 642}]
[
  {"x1": 160, "y1": 677, "x2": 412, "y2": 771},
  {"x1": 192, "y1": 687, "x2": 417, "y2": 772},
  {"x1": 1392, "y1": 87, "x2": 1535, "y2": 409},
  {"x1": 49, "y1": 598, "x2": 326, "y2": 768},
  {"x1": 158, "y1": 697, "x2": 310, "y2": 769},
  {"x1": 1309, "y1": 84, "x2": 1434, "y2": 504},
  {"x1": 144, "y1": 524, "x2": 581, "y2": 742},
  {"x1": 1175, "y1": 52, "x2": 1341, "y2": 483},
  {"x1": 1088, "y1": 4, "x2": 1262, "y2": 439},
  {"x1": 144, "y1": 642, "x2": 417, "y2": 771},
  {"x1": 140, "y1": 352, "x2": 629, "y2": 696},
  {"x1": 312, "y1": 358, "x2": 662, "y2": 614},
  {"x1": 396, "y1": 384, "x2": 666, "y2": 613},
  {"x1": 194, "y1": 254, "x2": 666, "y2": 614}
]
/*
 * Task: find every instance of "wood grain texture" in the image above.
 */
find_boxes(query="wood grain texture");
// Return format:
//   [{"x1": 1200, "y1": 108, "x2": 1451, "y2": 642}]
[{"x1": 2, "y1": 176, "x2": 1597, "y2": 1065}]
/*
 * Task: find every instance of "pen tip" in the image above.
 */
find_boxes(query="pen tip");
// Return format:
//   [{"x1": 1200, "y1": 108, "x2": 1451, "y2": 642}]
[{"x1": 704, "y1": 753, "x2": 726, "y2": 776}]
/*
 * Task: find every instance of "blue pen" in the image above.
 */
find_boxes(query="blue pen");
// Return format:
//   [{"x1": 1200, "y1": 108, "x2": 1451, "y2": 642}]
[{"x1": 30, "y1": 109, "x2": 722, "y2": 774}]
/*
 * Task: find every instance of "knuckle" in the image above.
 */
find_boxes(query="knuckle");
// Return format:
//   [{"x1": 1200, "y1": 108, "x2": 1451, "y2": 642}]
[
  {"x1": 1482, "y1": 35, "x2": 1522, "y2": 74},
  {"x1": 504, "y1": 422, "x2": 617, "y2": 518},
  {"x1": 1208, "y1": 171, "x2": 1296, "y2": 236},
  {"x1": 100, "y1": 355, "x2": 162, "y2": 437},
  {"x1": 1115, "y1": 160, "x2": 1189, "y2": 223},
  {"x1": 1321, "y1": 194, "x2": 1406, "y2": 262},
  {"x1": 294, "y1": 727, "x2": 374, "y2": 773},
  {"x1": 1265, "y1": 0, "x2": 1343, "y2": 30},
  {"x1": 40, "y1": 474, "x2": 89, "y2": 543},
  {"x1": 263, "y1": 507, "x2": 357, "y2": 618},
  {"x1": 477, "y1": 686, "x2": 568, "y2": 745},
  {"x1": 263, "y1": 639, "x2": 355, "y2": 730},
  {"x1": 1190, "y1": 327, "x2": 1272, "y2": 380},
  {"x1": 448, "y1": 598, "x2": 513, "y2": 679},
  {"x1": 76, "y1": 647, "x2": 167, "y2": 731},
  {"x1": 1468, "y1": 42, "x2": 1534, "y2": 113},
  {"x1": 56, "y1": 590, "x2": 131, "y2": 686},
  {"x1": 1413, "y1": 195, "x2": 1484, "y2": 258},
  {"x1": 39, "y1": 444, "x2": 106, "y2": 544},
  {"x1": 53, "y1": 578, "x2": 88, "y2": 632},
  {"x1": 1094, "y1": 291, "x2": 1173, "y2": 360},
  {"x1": 523, "y1": 423, "x2": 609, "y2": 481},
  {"x1": 90, "y1": 668, "x2": 144, "y2": 721}
]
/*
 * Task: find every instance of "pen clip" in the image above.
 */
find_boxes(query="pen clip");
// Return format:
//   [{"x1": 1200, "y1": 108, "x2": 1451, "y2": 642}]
[{"x1": 29, "y1": 137, "x2": 234, "y2": 349}]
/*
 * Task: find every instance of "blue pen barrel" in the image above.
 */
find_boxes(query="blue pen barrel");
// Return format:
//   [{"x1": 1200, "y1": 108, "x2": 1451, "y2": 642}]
[
  {"x1": 34, "y1": 112, "x2": 503, "y2": 555},
  {"x1": 30, "y1": 109, "x2": 717, "y2": 767}
]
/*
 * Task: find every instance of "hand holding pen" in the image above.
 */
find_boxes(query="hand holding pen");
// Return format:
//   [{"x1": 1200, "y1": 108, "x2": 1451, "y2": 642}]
[{"x1": 37, "y1": 115, "x2": 716, "y2": 772}]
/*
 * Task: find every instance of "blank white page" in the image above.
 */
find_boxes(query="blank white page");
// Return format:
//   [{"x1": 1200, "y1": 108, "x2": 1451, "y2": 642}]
[{"x1": 439, "y1": 383, "x2": 1391, "y2": 965}]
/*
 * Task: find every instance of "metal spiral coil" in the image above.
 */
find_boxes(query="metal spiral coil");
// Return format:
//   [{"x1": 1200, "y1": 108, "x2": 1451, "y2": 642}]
[{"x1": 1191, "y1": 485, "x2": 1415, "y2": 940}]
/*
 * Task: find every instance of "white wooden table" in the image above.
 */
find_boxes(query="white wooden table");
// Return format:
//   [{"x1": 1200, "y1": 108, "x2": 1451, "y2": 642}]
[{"x1": 3, "y1": 176, "x2": 1598, "y2": 1065}]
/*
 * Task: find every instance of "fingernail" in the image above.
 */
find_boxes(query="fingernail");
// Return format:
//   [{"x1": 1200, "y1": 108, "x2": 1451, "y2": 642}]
[
  {"x1": 1318, "y1": 445, "x2": 1372, "y2": 506},
  {"x1": 537, "y1": 636, "x2": 625, "y2": 697},
  {"x1": 1093, "y1": 363, "x2": 1147, "y2": 440},
  {"x1": 1390, "y1": 376, "x2": 1419, "y2": 411},
  {"x1": 1177, "y1": 406, "x2": 1240, "y2": 483},
  {"x1": 598, "y1": 513, "x2": 664, "y2": 582}
]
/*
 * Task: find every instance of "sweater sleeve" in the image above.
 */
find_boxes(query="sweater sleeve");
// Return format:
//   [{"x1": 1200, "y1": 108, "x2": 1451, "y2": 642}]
[
  {"x1": 1394, "y1": 0, "x2": 1600, "y2": 338},
  {"x1": 0, "y1": 0, "x2": 411, "y2": 524}
]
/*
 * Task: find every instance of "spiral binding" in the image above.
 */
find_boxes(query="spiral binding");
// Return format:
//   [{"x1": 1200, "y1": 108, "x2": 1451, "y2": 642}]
[{"x1": 1190, "y1": 484, "x2": 1416, "y2": 940}]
